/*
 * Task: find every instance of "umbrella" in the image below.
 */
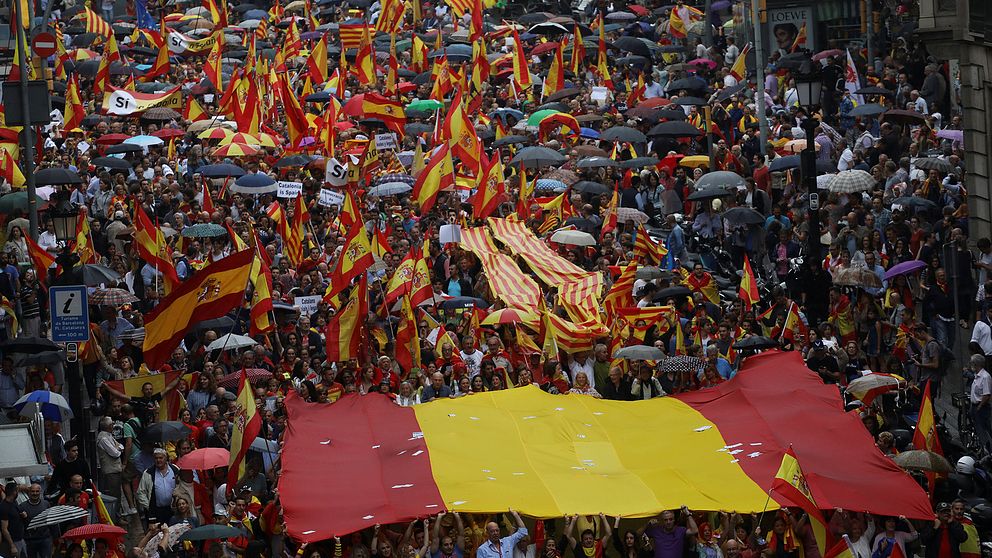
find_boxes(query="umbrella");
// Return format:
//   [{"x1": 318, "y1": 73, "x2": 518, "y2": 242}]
[
  {"x1": 884, "y1": 260, "x2": 927, "y2": 280},
  {"x1": 181, "y1": 223, "x2": 228, "y2": 238},
  {"x1": 527, "y1": 109, "x2": 563, "y2": 126},
  {"x1": 854, "y1": 86, "x2": 895, "y2": 97},
  {"x1": 27, "y1": 506, "x2": 88, "y2": 530},
  {"x1": 625, "y1": 106, "x2": 662, "y2": 121},
  {"x1": 0, "y1": 336, "x2": 60, "y2": 354},
  {"x1": 438, "y1": 296, "x2": 490, "y2": 310},
  {"x1": 769, "y1": 155, "x2": 801, "y2": 172},
  {"x1": 141, "y1": 107, "x2": 182, "y2": 121},
  {"x1": 893, "y1": 450, "x2": 952, "y2": 474},
  {"x1": 833, "y1": 266, "x2": 883, "y2": 289},
  {"x1": 600, "y1": 126, "x2": 647, "y2": 143},
  {"x1": 198, "y1": 164, "x2": 246, "y2": 178},
  {"x1": 76, "y1": 264, "x2": 121, "y2": 286},
  {"x1": 891, "y1": 196, "x2": 938, "y2": 212},
  {"x1": 232, "y1": 173, "x2": 278, "y2": 194},
  {"x1": 716, "y1": 83, "x2": 747, "y2": 102},
  {"x1": 212, "y1": 143, "x2": 260, "y2": 157},
  {"x1": 653, "y1": 285, "x2": 692, "y2": 301},
  {"x1": 827, "y1": 170, "x2": 875, "y2": 193},
  {"x1": 732, "y1": 336, "x2": 778, "y2": 350},
  {"x1": 573, "y1": 145, "x2": 609, "y2": 157},
  {"x1": 481, "y1": 308, "x2": 539, "y2": 326},
  {"x1": 846, "y1": 373, "x2": 903, "y2": 405},
  {"x1": 14, "y1": 390, "x2": 73, "y2": 421},
  {"x1": 613, "y1": 345, "x2": 666, "y2": 360},
  {"x1": 217, "y1": 368, "x2": 273, "y2": 388},
  {"x1": 546, "y1": 88, "x2": 582, "y2": 102},
  {"x1": 849, "y1": 103, "x2": 886, "y2": 117},
  {"x1": 662, "y1": 355, "x2": 705, "y2": 373},
  {"x1": 123, "y1": 134, "x2": 164, "y2": 147},
  {"x1": 407, "y1": 99, "x2": 444, "y2": 112},
  {"x1": 721, "y1": 207, "x2": 764, "y2": 226},
  {"x1": 617, "y1": 207, "x2": 649, "y2": 224},
  {"x1": 491, "y1": 135, "x2": 530, "y2": 148},
  {"x1": 882, "y1": 109, "x2": 926, "y2": 125},
  {"x1": 63, "y1": 524, "x2": 128, "y2": 541},
  {"x1": 619, "y1": 157, "x2": 659, "y2": 169},
  {"x1": 674, "y1": 96, "x2": 710, "y2": 107},
  {"x1": 92, "y1": 156, "x2": 132, "y2": 169},
  {"x1": 686, "y1": 187, "x2": 732, "y2": 201},
  {"x1": 175, "y1": 447, "x2": 231, "y2": 470},
  {"x1": 405, "y1": 123, "x2": 433, "y2": 136},
  {"x1": 273, "y1": 155, "x2": 317, "y2": 169},
  {"x1": 0, "y1": 192, "x2": 45, "y2": 214},
  {"x1": 606, "y1": 10, "x2": 636, "y2": 20},
  {"x1": 178, "y1": 524, "x2": 247, "y2": 542},
  {"x1": 635, "y1": 266, "x2": 671, "y2": 281},
  {"x1": 509, "y1": 146, "x2": 566, "y2": 168},
  {"x1": 550, "y1": 229, "x2": 597, "y2": 246},
  {"x1": 572, "y1": 181, "x2": 609, "y2": 195},
  {"x1": 914, "y1": 157, "x2": 952, "y2": 173},
  {"x1": 648, "y1": 121, "x2": 703, "y2": 138},
  {"x1": 936, "y1": 129, "x2": 964, "y2": 144},
  {"x1": 696, "y1": 171, "x2": 745, "y2": 190},
  {"x1": 535, "y1": 179, "x2": 568, "y2": 193},
  {"x1": 90, "y1": 288, "x2": 139, "y2": 306},
  {"x1": 576, "y1": 156, "x2": 619, "y2": 169},
  {"x1": 143, "y1": 421, "x2": 192, "y2": 442},
  {"x1": 812, "y1": 48, "x2": 844, "y2": 61},
  {"x1": 194, "y1": 316, "x2": 236, "y2": 331},
  {"x1": 34, "y1": 167, "x2": 83, "y2": 185},
  {"x1": 613, "y1": 36, "x2": 651, "y2": 57},
  {"x1": 207, "y1": 333, "x2": 258, "y2": 352},
  {"x1": 369, "y1": 182, "x2": 413, "y2": 197}
]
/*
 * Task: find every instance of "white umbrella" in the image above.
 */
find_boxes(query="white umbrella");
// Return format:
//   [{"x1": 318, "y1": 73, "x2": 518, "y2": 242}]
[
  {"x1": 550, "y1": 229, "x2": 597, "y2": 246},
  {"x1": 206, "y1": 333, "x2": 257, "y2": 352},
  {"x1": 827, "y1": 170, "x2": 875, "y2": 193},
  {"x1": 27, "y1": 505, "x2": 88, "y2": 530}
]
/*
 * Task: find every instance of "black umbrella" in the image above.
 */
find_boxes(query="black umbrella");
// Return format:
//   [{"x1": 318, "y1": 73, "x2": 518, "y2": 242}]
[
  {"x1": 274, "y1": 155, "x2": 316, "y2": 169},
  {"x1": 601, "y1": 126, "x2": 647, "y2": 143},
  {"x1": 769, "y1": 155, "x2": 800, "y2": 172},
  {"x1": 882, "y1": 109, "x2": 926, "y2": 125},
  {"x1": 563, "y1": 217, "x2": 596, "y2": 233},
  {"x1": 492, "y1": 135, "x2": 530, "y2": 148},
  {"x1": 577, "y1": 156, "x2": 618, "y2": 169},
  {"x1": 616, "y1": 55, "x2": 649, "y2": 66},
  {"x1": 536, "y1": 102, "x2": 570, "y2": 112},
  {"x1": 673, "y1": 96, "x2": 708, "y2": 106},
  {"x1": 143, "y1": 421, "x2": 192, "y2": 443},
  {"x1": 648, "y1": 121, "x2": 703, "y2": 138},
  {"x1": 657, "y1": 109, "x2": 687, "y2": 121},
  {"x1": 667, "y1": 78, "x2": 708, "y2": 92},
  {"x1": 179, "y1": 524, "x2": 247, "y2": 542},
  {"x1": 687, "y1": 187, "x2": 733, "y2": 201},
  {"x1": 653, "y1": 285, "x2": 692, "y2": 301},
  {"x1": 509, "y1": 146, "x2": 566, "y2": 168},
  {"x1": 613, "y1": 36, "x2": 651, "y2": 57},
  {"x1": 849, "y1": 103, "x2": 886, "y2": 117},
  {"x1": 0, "y1": 337, "x2": 60, "y2": 355},
  {"x1": 696, "y1": 171, "x2": 745, "y2": 190},
  {"x1": 891, "y1": 196, "x2": 937, "y2": 212},
  {"x1": 625, "y1": 106, "x2": 662, "y2": 120},
  {"x1": 34, "y1": 167, "x2": 83, "y2": 185},
  {"x1": 732, "y1": 336, "x2": 779, "y2": 350},
  {"x1": 518, "y1": 12, "x2": 553, "y2": 25},
  {"x1": 77, "y1": 264, "x2": 122, "y2": 286},
  {"x1": 572, "y1": 181, "x2": 609, "y2": 195},
  {"x1": 405, "y1": 123, "x2": 433, "y2": 136},
  {"x1": 198, "y1": 164, "x2": 246, "y2": 178},
  {"x1": 438, "y1": 296, "x2": 490, "y2": 310},
  {"x1": 546, "y1": 88, "x2": 581, "y2": 102},
  {"x1": 913, "y1": 157, "x2": 952, "y2": 173},
  {"x1": 194, "y1": 316, "x2": 236, "y2": 332},
  {"x1": 716, "y1": 83, "x2": 747, "y2": 102},
  {"x1": 619, "y1": 157, "x2": 659, "y2": 169},
  {"x1": 854, "y1": 86, "x2": 895, "y2": 97},
  {"x1": 104, "y1": 144, "x2": 143, "y2": 155},
  {"x1": 92, "y1": 157, "x2": 132, "y2": 170},
  {"x1": 721, "y1": 207, "x2": 765, "y2": 226}
]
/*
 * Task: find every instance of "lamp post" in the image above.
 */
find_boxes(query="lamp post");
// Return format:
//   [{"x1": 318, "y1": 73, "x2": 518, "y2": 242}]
[{"x1": 795, "y1": 65, "x2": 823, "y2": 266}]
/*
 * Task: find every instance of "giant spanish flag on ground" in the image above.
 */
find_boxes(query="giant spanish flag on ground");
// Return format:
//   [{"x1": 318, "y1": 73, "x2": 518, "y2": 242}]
[{"x1": 279, "y1": 351, "x2": 931, "y2": 540}]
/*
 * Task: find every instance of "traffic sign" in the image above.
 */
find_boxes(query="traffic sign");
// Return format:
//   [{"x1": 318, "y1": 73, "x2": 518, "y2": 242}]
[
  {"x1": 31, "y1": 32, "x2": 57, "y2": 58},
  {"x1": 50, "y1": 285, "x2": 89, "y2": 343}
]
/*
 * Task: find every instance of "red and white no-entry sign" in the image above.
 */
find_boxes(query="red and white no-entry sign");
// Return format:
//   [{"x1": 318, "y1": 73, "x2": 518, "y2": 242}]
[{"x1": 31, "y1": 32, "x2": 58, "y2": 57}]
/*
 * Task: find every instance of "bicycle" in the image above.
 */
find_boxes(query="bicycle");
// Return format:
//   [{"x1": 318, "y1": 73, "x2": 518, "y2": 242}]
[{"x1": 953, "y1": 392, "x2": 987, "y2": 457}]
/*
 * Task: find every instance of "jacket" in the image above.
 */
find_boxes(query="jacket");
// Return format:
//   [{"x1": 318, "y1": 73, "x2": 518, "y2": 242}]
[
  {"x1": 921, "y1": 521, "x2": 967, "y2": 558},
  {"x1": 137, "y1": 463, "x2": 180, "y2": 512}
]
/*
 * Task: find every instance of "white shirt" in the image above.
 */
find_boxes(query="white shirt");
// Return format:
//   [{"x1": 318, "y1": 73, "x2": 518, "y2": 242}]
[
  {"x1": 913, "y1": 97, "x2": 928, "y2": 114},
  {"x1": 568, "y1": 357, "x2": 596, "y2": 390},
  {"x1": 153, "y1": 465, "x2": 176, "y2": 507},
  {"x1": 724, "y1": 44, "x2": 740, "y2": 66},
  {"x1": 838, "y1": 148, "x2": 854, "y2": 171},
  {"x1": 971, "y1": 368, "x2": 991, "y2": 405},
  {"x1": 723, "y1": 74, "x2": 739, "y2": 88},
  {"x1": 972, "y1": 320, "x2": 992, "y2": 356},
  {"x1": 37, "y1": 230, "x2": 59, "y2": 254},
  {"x1": 460, "y1": 349, "x2": 483, "y2": 378}
]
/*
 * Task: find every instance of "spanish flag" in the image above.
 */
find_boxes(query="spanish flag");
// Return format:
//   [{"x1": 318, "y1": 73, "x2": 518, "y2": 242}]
[
  {"x1": 375, "y1": 0, "x2": 406, "y2": 34},
  {"x1": 91, "y1": 480, "x2": 115, "y2": 526},
  {"x1": 395, "y1": 294, "x2": 422, "y2": 373},
  {"x1": 104, "y1": 371, "x2": 189, "y2": 421},
  {"x1": 596, "y1": 15, "x2": 613, "y2": 90},
  {"x1": 0, "y1": 296, "x2": 18, "y2": 337},
  {"x1": 143, "y1": 250, "x2": 253, "y2": 370},
  {"x1": 143, "y1": 33, "x2": 171, "y2": 82},
  {"x1": 93, "y1": 33, "x2": 121, "y2": 95},
  {"x1": 307, "y1": 35, "x2": 329, "y2": 84},
  {"x1": 511, "y1": 29, "x2": 532, "y2": 90},
  {"x1": 443, "y1": 89, "x2": 481, "y2": 173},
  {"x1": 790, "y1": 22, "x2": 807, "y2": 53},
  {"x1": 412, "y1": 144, "x2": 454, "y2": 213},
  {"x1": 571, "y1": 25, "x2": 586, "y2": 75},
  {"x1": 25, "y1": 234, "x2": 55, "y2": 284},
  {"x1": 772, "y1": 447, "x2": 831, "y2": 555},
  {"x1": 730, "y1": 43, "x2": 751, "y2": 82},
  {"x1": 134, "y1": 205, "x2": 180, "y2": 294},
  {"x1": 63, "y1": 75, "x2": 85, "y2": 132},
  {"x1": 542, "y1": 43, "x2": 565, "y2": 98},
  {"x1": 205, "y1": 0, "x2": 228, "y2": 29},
  {"x1": 470, "y1": 150, "x2": 505, "y2": 220},
  {"x1": 738, "y1": 254, "x2": 759, "y2": 311},
  {"x1": 384, "y1": 244, "x2": 430, "y2": 306},
  {"x1": 362, "y1": 92, "x2": 407, "y2": 136},
  {"x1": 228, "y1": 367, "x2": 262, "y2": 489},
  {"x1": 912, "y1": 380, "x2": 943, "y2": 500},
  {"x1": 184, "y1": 97, "x2": 209, "y2": 122},
  {"x1": 323, "y1": 220, "x2": 374, "y2": 303},
  {"x1": 249, "y1": 253, "x2": 275, "y2": 336},
  {"x1": 204, "y1": 31, "x2": 224, "y2": 90},
  {"x1": 355, "y1": 24, "x2": 375, "y2": 85},
  {"x1": 325, "y1": 274, "x2": 368, "y2": 362},
  {"x1": 668, "y1": 7, "x2": 687, "y2": 39},
  {"x1": 0, "y1": 148, "x2": 25, "y2": 189}
]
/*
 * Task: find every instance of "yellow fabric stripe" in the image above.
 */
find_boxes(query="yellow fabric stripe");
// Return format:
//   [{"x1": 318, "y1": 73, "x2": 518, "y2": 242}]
[{"x1": 414, "y1": 386, "x2": 769, "y2": 517}]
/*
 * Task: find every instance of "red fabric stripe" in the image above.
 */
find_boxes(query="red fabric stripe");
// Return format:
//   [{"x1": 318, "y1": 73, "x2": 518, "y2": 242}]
[
  {"x1": 279, "y1": 392, "x2": 445, "y2": 541},
  {"x1": 674, "y1": 351, "x2": 933, "y2": 519}
]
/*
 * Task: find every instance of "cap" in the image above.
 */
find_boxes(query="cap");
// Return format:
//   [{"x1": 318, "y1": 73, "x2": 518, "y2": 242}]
[
  {"x1": 239, "y1": 484, "x2": 253, "y2": 492},
  {"x1": 936, "y1": 502, "x2": 952, "y2": 512}
]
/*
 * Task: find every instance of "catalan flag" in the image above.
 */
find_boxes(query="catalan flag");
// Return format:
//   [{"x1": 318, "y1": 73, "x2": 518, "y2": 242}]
[
  {"x1": 632, "y1": 223, "x2": 668, "y2": 264},
  {"x1": 142, "y1": 250, "x2": 253, "y2": 370},
  {"x1": 82, "y1": 7, "x2": 113, "y2": 39},
  {"x1": 339, "y1": 23, "x2": 369, "y2": 50}
]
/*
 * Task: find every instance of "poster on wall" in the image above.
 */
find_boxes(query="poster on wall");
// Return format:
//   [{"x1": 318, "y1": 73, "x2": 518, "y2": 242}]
[{"x1": 765, "y1": 6, "x2": 816, "y2": 59}]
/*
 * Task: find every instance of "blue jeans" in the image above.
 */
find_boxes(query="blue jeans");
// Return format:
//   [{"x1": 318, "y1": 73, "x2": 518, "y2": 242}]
[
  {"x1": 25, "y1": 537, "x2": 52, "y2": 558},
  {"x1": 931, "y1": 318, "x2": 955, "y2": 352}
]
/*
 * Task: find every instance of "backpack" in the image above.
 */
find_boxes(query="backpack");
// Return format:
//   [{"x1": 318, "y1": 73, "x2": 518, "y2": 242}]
[{"x1": 125, "y1": 416, "x2": 144, "y2": 443}]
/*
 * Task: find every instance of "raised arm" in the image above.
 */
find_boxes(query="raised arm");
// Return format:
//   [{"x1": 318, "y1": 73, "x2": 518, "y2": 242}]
[
  {"x1": 600, "y1": 514, "x2": 612, "y2": 546},
  {"x1": 565, "y1": 515, "x2": 578, "y2": 550},
  {"x1": 454, "y1": 511, "x2": 466, "y2": 551},
  {"x1": 419, "y1": 519, "x2": 431, "y2": 558},
  {"x1": 432, "y1": 512, "x2": 445, "y2": 553},
  {"x1": 683, "y1": 507, "x2": 698, "y2": 537}
]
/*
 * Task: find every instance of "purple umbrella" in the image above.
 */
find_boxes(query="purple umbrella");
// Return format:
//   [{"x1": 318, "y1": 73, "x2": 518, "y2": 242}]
[
  {"x1": 710, "y1": 0, "x2": 731, "y2": 10},
  {"x1": 300, "y1": 31, "x2": 324, "y2": 41},
  {"x1": 884, "y1": 259, "x2": 926, "y2": 280},
  {"x1": 936, "y1": 129, "x2": 964, "y2": 145}
]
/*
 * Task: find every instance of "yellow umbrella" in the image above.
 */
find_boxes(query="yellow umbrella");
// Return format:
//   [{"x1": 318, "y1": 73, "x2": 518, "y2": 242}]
[
  {"x1": 678, "y1": 155, "x2": 710, "y2": 168},
  {"x1": 212, "y1": 143, "x2": 259, "y2": 157},
  {"x1": 256, "y1": 133, "x2": 281, "y2": 148},
  {"x1": 219, "y1": 132, "x2": 262, "y2": 146},
  {"x1": 480, "y1": 308, "x2": 540, "y2": 328},
  {"x1": 198, "y1": 127, "x2": 235, "y2": 140}
]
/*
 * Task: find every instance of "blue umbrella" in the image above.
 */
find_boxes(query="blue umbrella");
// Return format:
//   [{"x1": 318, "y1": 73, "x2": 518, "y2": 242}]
[
  {"x1": 536, "y1": 179, "x2": 568, "y2": 193},
  {"x1": 15, "y1": 390, "x2": 73, "y2": 421},
  {"x1": 123, "y1": 134, "x2": 164, "y2": 147},
  {"x1": 232, "y1": 173, "x2": 277, "y2": 194},
  {"x1": 244, "y1": 9, "x2": 267, "y2": 19},
  {"x1": 181, "y1": 223, "x2": 229, "y2": 238},
  {"x1": 580, "y1": 127, "x2": 600, "y2": 139}
]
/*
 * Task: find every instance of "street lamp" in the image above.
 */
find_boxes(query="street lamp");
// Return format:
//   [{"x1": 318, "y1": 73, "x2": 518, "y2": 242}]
[
  {"x1": 795, "y1": 63, "x2": 823, "y2": 266},
  {"x1": 49, "y1": 195, "x2": 78, "y2": 246}
]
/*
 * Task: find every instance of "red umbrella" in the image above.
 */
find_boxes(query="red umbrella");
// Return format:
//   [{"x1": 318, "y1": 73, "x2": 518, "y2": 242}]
[
  {"x1": 95, "y1": 133, "x2": 130, "y2": 145},
  {"x1": 217, "y1": 368, "x2": 273, "y2": 388},
  {"x1": 62, "y1": 524, "x2": 127, "y2": 541},
  {"x1": 688, "y1": 58, "x2": 717, "y2": 69},
  {"x1": 175, "y1": 447, "x2": 231, "y2": 470},
  {"x1": 530, "y1": 41, "x2": 560, "y2": 56},
  {"x1": 637, "y1": 97, "x2": 671, "y2": 108},
  {"x1": 341, "y1": 93, "x2": 366, "y2": 117},
  {"x1": 628, "y1": 4, "x2": 648, "y2": 15},
  {"x1": 152, "y1": 128, "x2": 186, "y2": 139}
]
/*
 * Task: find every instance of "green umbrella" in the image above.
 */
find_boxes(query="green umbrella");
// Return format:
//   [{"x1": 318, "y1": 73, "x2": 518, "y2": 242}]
[
  {"x1": 527, "y1": 109, "x2": 561, "y2": 126},
  {"x1": 0, "y1": 192, "x2": 44, "y2": 215},
  {"x1": 395, "y1": 39, "x2": 412, "y2": 51},
  {"x1": 407, "y1": 99, "x2": 444, "y2": 112}
]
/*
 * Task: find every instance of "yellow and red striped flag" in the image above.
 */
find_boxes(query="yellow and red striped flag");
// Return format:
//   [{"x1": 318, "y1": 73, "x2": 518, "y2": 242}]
[
  {"x1": 412, "y1": 144, "x2": 454, "y2": 213},
  {"x1": 134, "y1": 205, "x2": 180, "y2": 293},
  {"x1": 738, "y1": 254, "x2": 759, "y2": 311},
  {"x1": 395, "y1": 294, "x2": 422, "y2": 373},
  {"x1": 325, "y1": 274, "x2": 368, "y2": 361},
  {"x1": 82, "y1": 7, "x2": 113, "y2": 38},
  {"x1": 511, "y1": 29, "x2": 532, "y2": 90},
  {"x1": 228, "y1": 366, "x2": 262, "y2": 488}
]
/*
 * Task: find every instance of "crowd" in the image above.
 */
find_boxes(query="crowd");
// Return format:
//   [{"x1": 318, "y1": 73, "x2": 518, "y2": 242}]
[{"x1": 0, "y1": 0, "x2": 986, "y2": 554}]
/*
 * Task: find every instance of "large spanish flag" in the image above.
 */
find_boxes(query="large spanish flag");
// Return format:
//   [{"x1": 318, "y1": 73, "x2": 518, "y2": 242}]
[
  {"x1": 278, "y1": 351, "x2": 932, "y2": 541},
  {"x1": 228, "y1": 367, "x2": 262, "y2": 489},
  {"x1": 143, "y1": 250, "x2": 253, "y2": 370}
]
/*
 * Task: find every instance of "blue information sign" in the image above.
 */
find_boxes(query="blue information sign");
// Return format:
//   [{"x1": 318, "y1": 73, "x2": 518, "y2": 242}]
[{"x1": 49, "y1": 285, "x2": 90, "y2": 342}]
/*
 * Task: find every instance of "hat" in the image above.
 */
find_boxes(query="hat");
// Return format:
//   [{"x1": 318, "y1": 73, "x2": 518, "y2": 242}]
[
  {"x1": 153, "y1": 448, "x2": 168, "y2": 456},
  {"x1": 936, "y1": 502, "x2": 952, "y2": 512},
  {"x1": 239, "y1": 484, "x2": 253, "y2": 492}
]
